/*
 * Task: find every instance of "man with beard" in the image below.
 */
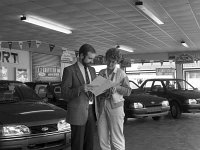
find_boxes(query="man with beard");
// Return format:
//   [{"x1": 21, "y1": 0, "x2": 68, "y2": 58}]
[{"x1": 61, "y1": 44, "x2": 97, "y2": 150}]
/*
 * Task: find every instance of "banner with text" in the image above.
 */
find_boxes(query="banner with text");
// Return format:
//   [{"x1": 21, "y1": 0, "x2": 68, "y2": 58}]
[
  {"x1": 35, "y1": 66, "x2": 61, "y2": 82},
  {"x1": 156, "y1": 68, "x2": 175, "y2": 76}
]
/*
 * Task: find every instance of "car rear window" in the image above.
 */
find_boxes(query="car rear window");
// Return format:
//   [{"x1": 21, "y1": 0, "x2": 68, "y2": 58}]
[{"x1": 0, "y1": 84, "x2": 20, "y2": 102}]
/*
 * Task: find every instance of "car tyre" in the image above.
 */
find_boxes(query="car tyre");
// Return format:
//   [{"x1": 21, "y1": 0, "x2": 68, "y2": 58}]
[
  {"x1": 152, "y1": 116, "x2": 160, "y2": 121},
  {"x1": 170, "y1": 101, "x2": 181, "y2": 119}
]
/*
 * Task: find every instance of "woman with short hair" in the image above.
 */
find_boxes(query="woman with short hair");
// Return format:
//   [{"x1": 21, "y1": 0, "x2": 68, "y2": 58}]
[{"x1": 97, "y1": 48, "x2": 131, "y2": 150}]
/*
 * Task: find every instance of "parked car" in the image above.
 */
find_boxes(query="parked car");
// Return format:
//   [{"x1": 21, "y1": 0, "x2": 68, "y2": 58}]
[
  {"x1": 124, "y1": 81, "x2": 170, "y2": 122},
  {"x1": 137, "y1": 78, "x2": 200, "y2": 119},
  {"x1": 25, "y1": 81, "x2": 67, "y2": 110},
  {"x1": 0, "y1": 80, "x2": 71, "y2": 149}
]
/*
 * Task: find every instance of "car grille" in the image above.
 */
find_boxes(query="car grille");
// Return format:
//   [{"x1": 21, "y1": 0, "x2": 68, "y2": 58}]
[
  {"x1": 27, "y1": 139, "x2": 66, "y2": 149},
  {"x1": 146, "y1": 106, "x2": 162, "y2": 113},
  {"x1": 30, "y1": 124, "x2": 57, "y2": 134},
  {"x1": 145, "y1": 104, "x2": 162, "y2": 107},
  {"x1": 147, "y1": 107, "x2": 161, "y2": 113}
]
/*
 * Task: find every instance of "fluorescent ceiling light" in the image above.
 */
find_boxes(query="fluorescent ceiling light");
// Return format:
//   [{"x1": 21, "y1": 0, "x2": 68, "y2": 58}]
[
  {"x1": 21, "y1": 15, "x2": 72, "y2": 34},
  {"x1": 135, "y1": 1, "x2": 164, "y2": 25},
  {"x1": 116, "y1": 45, "x2": 134, "y2": 52},
  {"x1": 181, "y1": 41, "x2": 189, "y2": 48}
]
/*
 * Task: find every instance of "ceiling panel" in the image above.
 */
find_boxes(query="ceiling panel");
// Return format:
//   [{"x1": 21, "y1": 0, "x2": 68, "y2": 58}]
[{"x1": 0, "y1": 0, "x2": 200, "y2": 56}]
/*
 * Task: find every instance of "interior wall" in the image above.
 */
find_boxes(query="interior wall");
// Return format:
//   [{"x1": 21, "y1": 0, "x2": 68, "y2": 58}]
[{"x1": 0, "y1": 48, "x2": 30, "y2": 81}]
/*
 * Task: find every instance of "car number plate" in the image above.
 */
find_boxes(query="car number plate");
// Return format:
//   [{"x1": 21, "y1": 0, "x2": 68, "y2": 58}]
[{"x1": 147, "y1": 107, "x2": 161, "y2": 113}]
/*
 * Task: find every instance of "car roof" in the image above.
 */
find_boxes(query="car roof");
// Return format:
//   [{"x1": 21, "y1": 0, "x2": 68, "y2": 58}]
[
  {"x1": 0, "y1": 80, "x2": 23, "y2": 84},
  {"x1": 144, "y1": 78, "x2": 184, "y2": 81}
]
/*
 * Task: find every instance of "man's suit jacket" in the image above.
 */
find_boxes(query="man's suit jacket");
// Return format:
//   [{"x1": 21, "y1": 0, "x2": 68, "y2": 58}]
[{"x1": 61, "y1": 62, "x2": 96, "y2": 125}]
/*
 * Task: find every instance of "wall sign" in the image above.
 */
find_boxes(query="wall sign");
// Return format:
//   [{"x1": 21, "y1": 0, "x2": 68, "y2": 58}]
[
  {"x1": 0, "y1": 50, "x2": 19, "y2": 64},
  {"x1": 156, "y1": 68, "x2": 175, "y2": 75},
  {"x1": 175, "y1": 54, "x2": 194, "y2": 64},
  {"x1": 61, "y1": 50, "x2": 74, "y2": 63},
  {"x1": 0, "y1": 66, "x2": 8, "y2": 80},
  {"x1": 16, "y1": 68, "x2": 28, "y2": 82},
  {"x1": 93, "y1": 55, "x2": 105, "y2": 65},
  {"x1": 35, "y1": 66, "x2": 61, "y2": 82}
]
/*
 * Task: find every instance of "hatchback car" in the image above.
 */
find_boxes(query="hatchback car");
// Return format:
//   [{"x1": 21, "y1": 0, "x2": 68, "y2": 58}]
[
  {"x1": 137, "y1": 78, "x2": 200, "y2": 118},
  {"x1": 0, "y1": 80, "x2": 71, "y2": 150},
  {"x1": 124, "y1": 81, "x2": 170, "y2": 122}
]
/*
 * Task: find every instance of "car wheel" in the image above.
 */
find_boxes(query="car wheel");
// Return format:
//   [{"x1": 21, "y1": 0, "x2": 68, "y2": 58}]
[
  {"x1": 170, "y1": 101, "x2": 181, "y2": 119},
  {"x1": 152, "y1": 116, "x2": 160, "y2": 121}
]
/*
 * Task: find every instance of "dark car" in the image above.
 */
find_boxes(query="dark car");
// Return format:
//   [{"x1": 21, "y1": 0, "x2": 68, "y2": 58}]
[
  {"x1": 25, "y1": 82, "x2": 67, "y2": 110},
  {"x1": 0, "y1": 80, "x2": 71, "y2": 149},
  {"x1": 124, "y1": 81, "x2": 170, "y2": 122},
  {"x1": 137, "y1": 78, "x2": 200, "y2": 119}
]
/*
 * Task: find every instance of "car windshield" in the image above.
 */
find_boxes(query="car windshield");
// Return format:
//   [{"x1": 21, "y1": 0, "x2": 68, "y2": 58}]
[
  {"x1": 0, "y1": 82, "x2": 41, "y2": 103},
  {"x1": 164, "y1": 79, "x2": 194, "y2": 90},
  {"x1": 20, "y1": 85, "x2": 42, "y2": 101}
]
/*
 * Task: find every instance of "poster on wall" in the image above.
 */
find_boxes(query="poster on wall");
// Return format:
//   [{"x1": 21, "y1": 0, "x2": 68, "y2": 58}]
[
  {"x1": 0, "y1": 66, "x2": 8, "y2": 80},
  {"x1": 35, "y1": 66, "x2": 61, "y2": 82},
  {"x1": 16, "y1": 68, "x2": 28, "y2": 82}
]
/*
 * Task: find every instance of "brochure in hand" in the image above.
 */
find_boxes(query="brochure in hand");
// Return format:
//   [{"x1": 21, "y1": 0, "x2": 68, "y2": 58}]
[{"x1": 88, "y1": 76, "x2": 119, "y2": 96}]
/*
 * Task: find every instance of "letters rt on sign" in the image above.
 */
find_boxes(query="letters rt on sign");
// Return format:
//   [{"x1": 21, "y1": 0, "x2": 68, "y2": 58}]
[{"x1": 0, "y1": 50, "x2": 19, "y2": 64}]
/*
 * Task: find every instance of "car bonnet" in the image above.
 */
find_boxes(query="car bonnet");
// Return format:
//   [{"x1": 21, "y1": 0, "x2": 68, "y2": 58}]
[
  {"x1": 0, "y1": 102, "x2": 66, "y2": 125},
  {"x1": 126, "y1": 93, "x2": 167, "y2": 104}
]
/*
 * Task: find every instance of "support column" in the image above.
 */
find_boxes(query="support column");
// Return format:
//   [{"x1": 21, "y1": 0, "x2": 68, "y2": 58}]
[{"x1": 175, "y1": 63, "x2": 183, "y2": 79}]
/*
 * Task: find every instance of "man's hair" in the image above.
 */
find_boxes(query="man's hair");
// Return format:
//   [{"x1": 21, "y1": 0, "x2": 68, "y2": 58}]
[
  {"x1": 79, "y1": 44, "x2": 96, "y2": 57},
  {"x1": 105, "y1": 48, "x2": 121, "y2": 62}
]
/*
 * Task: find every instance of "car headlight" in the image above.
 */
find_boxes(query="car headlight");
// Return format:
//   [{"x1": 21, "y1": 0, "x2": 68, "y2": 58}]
[
  {"x1": 57, "y1": 119, "x2": 71, "y2": 131},
  {"x1": 2, "y1": 125, "x2": 30, "y2": 136},
  {"x1": 187, "y1": 99, "x2": 197, "y2": 104},
  {"x1": 161, "y1": 101, "x2": 169, "y2": 107},
  {"x1": 130, "y1": 102, "x2": 143, "y2": 109}
]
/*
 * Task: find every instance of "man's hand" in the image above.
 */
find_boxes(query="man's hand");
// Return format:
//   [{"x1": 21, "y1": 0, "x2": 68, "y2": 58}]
[{"x1": 80, "y1": 84, "x2": 98, "y2": 93}]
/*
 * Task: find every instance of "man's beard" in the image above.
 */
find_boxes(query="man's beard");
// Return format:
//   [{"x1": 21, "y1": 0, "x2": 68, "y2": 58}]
[{"x1": 81, "y1": 57, "x2": 90, "y2": 67}]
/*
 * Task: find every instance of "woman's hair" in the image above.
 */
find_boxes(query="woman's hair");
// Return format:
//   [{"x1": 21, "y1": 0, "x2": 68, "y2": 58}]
[{"x1": 105, "y1": 48, "x2": 121, "y2": 63}]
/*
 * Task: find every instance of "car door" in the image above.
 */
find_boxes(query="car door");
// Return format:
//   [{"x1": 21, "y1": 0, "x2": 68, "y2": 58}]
[{"x1": 146, "y1": 80, "x2": 172, "y2": 100}]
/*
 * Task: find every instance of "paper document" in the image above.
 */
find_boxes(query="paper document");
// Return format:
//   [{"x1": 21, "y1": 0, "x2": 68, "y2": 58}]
[{"x1": 89, "y1": 76, "x2": 119, "y2": 96}]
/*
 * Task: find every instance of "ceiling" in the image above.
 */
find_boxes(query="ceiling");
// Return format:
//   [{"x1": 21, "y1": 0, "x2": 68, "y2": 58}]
[{"x1": 0, "y1": 0, "x2": 200, "y2": 58}]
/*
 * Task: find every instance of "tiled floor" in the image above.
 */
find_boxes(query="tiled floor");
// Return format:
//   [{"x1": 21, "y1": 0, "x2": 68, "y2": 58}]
[{"x1": 66, "y1": 113, "x2": 200, "y2": 150}]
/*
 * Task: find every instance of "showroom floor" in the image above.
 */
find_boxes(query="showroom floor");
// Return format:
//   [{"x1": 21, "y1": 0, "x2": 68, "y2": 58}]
[{"x1": 66, "y1": 113, "x2": 200, "y2": 150}]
